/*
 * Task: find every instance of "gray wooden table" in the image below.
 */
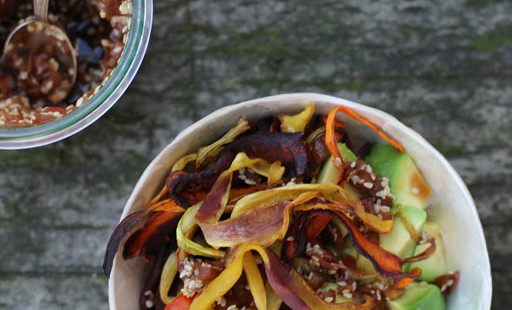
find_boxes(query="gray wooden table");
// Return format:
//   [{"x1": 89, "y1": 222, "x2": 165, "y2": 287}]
[{"x1": 1, "y1": 0, "x2": 510, "y2": 309}]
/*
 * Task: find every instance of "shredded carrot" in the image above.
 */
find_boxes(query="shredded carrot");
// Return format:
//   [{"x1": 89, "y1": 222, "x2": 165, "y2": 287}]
[
  {"x1": 322, "y1": 116, "x2": 344, "y2": 128},
  {"x1": 306, "y1": 214, "x2": 332, "y2": 239},
  {"x1": 149, "y1": 184, "x2": 168, "y2": 206},
  {"x1": 325, "y1": 107, "x2": 350, "y2": 183},
  {"x1": 328, "y1": 106, "x2": 404, "y2": 153},
  {"x1": 394, "y1": 268, "x2": 422, "y2": 289},
  {"x1": 152, "y1": 198, "x2": 185, "y2": 213},
  {"x1": 325, "y1": 108, "x2": 343, "y2": 167}
]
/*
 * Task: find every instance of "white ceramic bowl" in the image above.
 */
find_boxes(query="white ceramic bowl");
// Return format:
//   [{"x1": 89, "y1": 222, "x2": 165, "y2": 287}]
[
  {"x1": 109, "y1": 93, "x2": 492, "y2": 310},
  {"x1": 0, "y1": 0, "x2": 153, "y2": 149}
]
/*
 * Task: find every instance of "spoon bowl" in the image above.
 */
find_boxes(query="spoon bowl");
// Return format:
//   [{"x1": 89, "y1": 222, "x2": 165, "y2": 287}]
[{"x1": 2, "y1": 0, "x2": 77, "y2": 104}]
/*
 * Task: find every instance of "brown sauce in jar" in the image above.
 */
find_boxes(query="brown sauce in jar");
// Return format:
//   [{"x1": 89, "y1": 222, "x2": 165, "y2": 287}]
[{"x1": 0, "y1": 0, "x2": 131, "y2": 128}]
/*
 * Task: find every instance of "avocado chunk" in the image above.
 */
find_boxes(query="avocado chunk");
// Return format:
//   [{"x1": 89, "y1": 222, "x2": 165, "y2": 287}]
[
  {"x1": 318, "y1": 282, "x2": 352, "y2": 303},
  {"x1": 317, "y1": 143, "x2": 360, "y2": 198},
  {"x1": 380, "y1": 205, "x2": 427, "y2": 259},
  {"x1": 341, "y1": 234, "x2": 358, "y2": 259},
  {"x1": 406, "y1": 222, "x2": 447, "y2": 282},
  {"x1": 388, "y1": 282, "x2": 445, "y2": 310},
  {"x1": 365, "y1": 144, "x2": 432, "y2": 209}
]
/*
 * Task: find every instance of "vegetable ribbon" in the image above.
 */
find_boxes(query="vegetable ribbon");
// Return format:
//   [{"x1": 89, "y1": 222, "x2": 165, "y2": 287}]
[
  {"x1": 191, "y1": 244, "x2": 375, "y2": 310},
  {"x1": 279, "y1": 103, "x2": 315, "y2": 133}
]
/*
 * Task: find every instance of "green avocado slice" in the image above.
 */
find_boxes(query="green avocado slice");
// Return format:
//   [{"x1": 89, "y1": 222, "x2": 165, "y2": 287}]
[
  {"x1": 406, "y1": 221, "x2": 447, "y2": 282},
  {"x1": 387, "y1": 282, "x2": 445, "y2": 310},
  {"x1": 317, "y1": 142, "x2": 360, "y2": 198},
  {"x1": 365, "y1": 144, "x2": 432, "y2": 209},
  {"x1": 318, "y1": 282, "x2": 352, "y2": 303},
  {"x1": 380, "y1": 205, "x2": 427, "y2": 259}
]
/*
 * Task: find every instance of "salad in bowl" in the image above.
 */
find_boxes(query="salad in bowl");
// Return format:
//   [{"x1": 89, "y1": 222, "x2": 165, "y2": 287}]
[{"x1": 104, "y1": 94, "x2": 491, "y2": 310}]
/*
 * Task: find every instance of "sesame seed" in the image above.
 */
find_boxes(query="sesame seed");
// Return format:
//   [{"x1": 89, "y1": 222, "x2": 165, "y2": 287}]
[
  {"x1": 216, "y1": 296, "x2": 227, "y2": 307},
  {"x1": 144, "y1": 299, "x2": 154, "y2": 308},
  {"x1": 113, "y1": 45, "x2": 123, "y2": 54},
  {"x1": 380, "y1": 206, "x2": 390, "y2": 212},
  {"x1": 286, "y1": 177, "x2": 297, "y2": 186},
  {"x1": 244, "y1": 178, "x2": 257, "y2": 186},
  {"x1": 363, "y1": 182, "x2": 373, "y2": 189},
  {"x1": 334, "y1": 157, "x2": 342, "y2": 167}
]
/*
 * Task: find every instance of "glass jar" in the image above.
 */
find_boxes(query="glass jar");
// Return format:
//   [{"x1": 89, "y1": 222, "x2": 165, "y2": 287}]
[{"x1": 0, "y1": 0, "x2": 153, "y2": 149}]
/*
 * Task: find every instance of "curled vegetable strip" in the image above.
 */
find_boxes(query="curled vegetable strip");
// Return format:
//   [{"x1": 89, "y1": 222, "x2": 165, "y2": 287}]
[
  {"x1": 189, "y1": 246, "x2": 265, "y2": 310},
  {"x1": 176, "y1": 204, "x2": 224, "y2": 258},
  {"x1": 196, "y1": 117, "x2": 250, "y2": 169},
  {"x1": 195, "y1": 152, "x2": 284, "y2": 224},
  {"x1": 103, "y1": 198, "x2": 184, "y2": 277},
  {"x1": 279, "y1": 103, "x2": 315, "y2": 133},
  {"x1": 231, "y1": 183, "x2": 344, "y2": 217},
  {"x1": 268, "y1": 160, "x2": 285, "y2": 188},
  {"x1": 397, "y1": 205, "x2": 437, "y2": 264},
  {"x1": 196, "y1": 174, "x2": 418, "y2": 288},
  {"x1": 123, "y1": 209, "x2": 183, "y2": 261},
  {"x1": 159, "y1": 251, "x2": 179, "y2": 304},
  {"x1": 191, "y1": 244, "x2": 374, "y2": 310},
  {"x1": 306, "y1": 127, "x2": 325, "y2": 144},
  {"x1": 243, "y1": 252, "x2": 267, "y2": 310},
  {"x1": 231, "y1": 183, "x2": 393, "y2": 233},
  {"x1": 342, "y1": 189, "x2": 394, "y2": 234},
  {"x1": 325, "y1": 108, "x2": 345, "y2": 179},
  {"x1": 325, "y1": 106, "x2": 405, "y2": 185},
  {"x1": 149, "y1": 185, "x2": 169, "y2": 206},
  {"x1": 122, "y1": 199, "x2": 185, "y2": 261},
  {"x1": 265, "y1": 281, "x2": 283, "y2": 310},
  {"x1": 302, "y1": 206, "x2": 420, "y2": 289},
  {"x1": 262, "y1": 247, "x2": 375, "y2": 309},
  {"x1": 178, "y1": 153, "x2": 285, "y2": 256},
  {"x1": 326, "y1": 106, "x2": 404, "y2": 154},
  {"x1": 200, "y1": 191, "x2": 323, "y2": 249},
  {"x1": 172, "y1": 153, "x2": 198, "y2": 172},
  {"x1": 201, "y1": 201, "x2": 290, "y2": 248},
  {"x1": 103, "y1": 210, "x2": 147, "y2": 276}
]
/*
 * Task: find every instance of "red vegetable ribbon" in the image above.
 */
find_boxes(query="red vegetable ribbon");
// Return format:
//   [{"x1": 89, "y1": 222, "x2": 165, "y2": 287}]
[{"x1": 164, "y1": 293, "x2": 195, "y2": 310}]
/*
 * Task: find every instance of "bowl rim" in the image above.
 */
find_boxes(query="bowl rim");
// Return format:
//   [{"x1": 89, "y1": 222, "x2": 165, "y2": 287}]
[
  {"x1": 0, "y1": 0, "x2": 154, "y2": 150},
  {"x1": 108, "y1": 92, "x2": 492, "y2": 310}
]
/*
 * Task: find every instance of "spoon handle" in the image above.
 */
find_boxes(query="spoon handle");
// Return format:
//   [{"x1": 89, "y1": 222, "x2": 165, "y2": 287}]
[{"x1": 33, "y1": 0, "x2": 49, "y2": 23}]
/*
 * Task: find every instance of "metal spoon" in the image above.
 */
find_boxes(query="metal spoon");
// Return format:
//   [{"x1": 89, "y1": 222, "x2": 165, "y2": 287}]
[{"x1": 2, "y1": 0, "x2": 77, "y2": 104}]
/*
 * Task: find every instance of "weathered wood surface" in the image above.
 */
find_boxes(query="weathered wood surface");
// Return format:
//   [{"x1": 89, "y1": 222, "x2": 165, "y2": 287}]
[{"x1": 1, "y1": 0, "x2": 511, "y2": 308}]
